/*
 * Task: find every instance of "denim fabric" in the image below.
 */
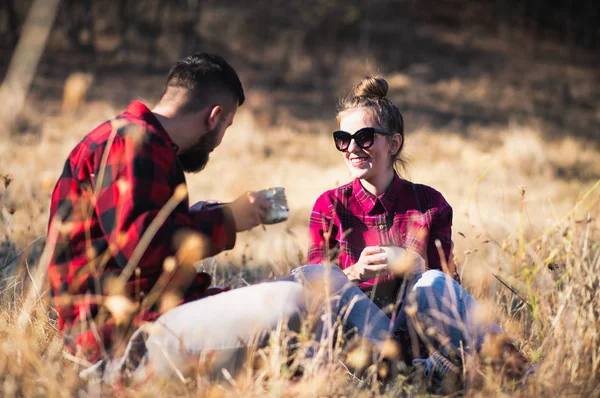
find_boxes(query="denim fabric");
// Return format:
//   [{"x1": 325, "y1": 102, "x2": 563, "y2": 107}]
[
  {"x1": 91, "y1": 268, "x2": 501, "y2": 382},
  {"x1": 395, "y1": 270, "x2": 502, "y2": 357},
  {"x1": 291, "y1": 264, "x2": 393, "y2": 348}
]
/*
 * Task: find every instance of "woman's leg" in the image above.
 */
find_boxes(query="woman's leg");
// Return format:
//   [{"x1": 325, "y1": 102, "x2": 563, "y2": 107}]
[
  {"x1": 397, "y1": 270, "x2": 502, "y2": 358},
  {"x1": 291, "y1": 264, "x2": 393, "y2": 349}
]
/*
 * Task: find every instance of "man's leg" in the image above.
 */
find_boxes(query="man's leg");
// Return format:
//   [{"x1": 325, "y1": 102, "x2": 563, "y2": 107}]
[{"x1": 120, "y1": 281, "x2": 307, "y2": 380}]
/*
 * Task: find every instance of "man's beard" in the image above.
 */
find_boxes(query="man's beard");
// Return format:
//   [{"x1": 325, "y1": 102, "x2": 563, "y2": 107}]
[{"x1": 178, "y1": 127, "x2": 220, "y2": 173}]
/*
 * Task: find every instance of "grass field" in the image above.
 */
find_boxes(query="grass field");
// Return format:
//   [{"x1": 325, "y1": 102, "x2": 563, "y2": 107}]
[
  {"x1": 1, "y1": 99, "x2": 599, "y2": 395},
  {"x1": 1, "y1": 10, "x2": 600, "y2": 395}
]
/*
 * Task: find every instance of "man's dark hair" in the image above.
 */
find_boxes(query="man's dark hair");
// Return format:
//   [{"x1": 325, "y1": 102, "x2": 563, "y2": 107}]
[{"x1": 163, "y1": 52, "x2": 245, "y2": 113}]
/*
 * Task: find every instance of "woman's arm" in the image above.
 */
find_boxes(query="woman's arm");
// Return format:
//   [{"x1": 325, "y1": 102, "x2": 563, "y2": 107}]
[
  {"x1": 426, "y1": 191, "x2": 458, "y2": 279},
  {"x1": 307, "y1": 193, "x2": 339, "y2": 264}
]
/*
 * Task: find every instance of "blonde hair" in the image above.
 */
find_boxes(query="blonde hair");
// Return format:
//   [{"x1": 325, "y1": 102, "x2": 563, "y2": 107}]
[{"x1": 337, "y1": 76, "x2": 408, "y2": 175}]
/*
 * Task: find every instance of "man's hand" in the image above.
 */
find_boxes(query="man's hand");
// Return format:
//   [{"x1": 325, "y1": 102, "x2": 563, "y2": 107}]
[
  {"x1": 226, "y1": 191, "x2": 271, "y2": 232},
  {"x1": 343, "y1": 246, "x2": 390, "y2": 283}
]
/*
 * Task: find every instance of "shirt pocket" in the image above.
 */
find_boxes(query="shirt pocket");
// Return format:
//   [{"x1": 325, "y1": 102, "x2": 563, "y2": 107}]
[
  {"x1": 392, "y1": 211, "x2": 432, "y2": 252},
  {"x1": 335, "y1": 219, "x2": 367, "y2": 267}
]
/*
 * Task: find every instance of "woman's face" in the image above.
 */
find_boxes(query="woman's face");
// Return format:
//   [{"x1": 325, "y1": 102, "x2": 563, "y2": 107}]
[{"x1": 338, "y1": 109, "x2": 399, "y2": 181}]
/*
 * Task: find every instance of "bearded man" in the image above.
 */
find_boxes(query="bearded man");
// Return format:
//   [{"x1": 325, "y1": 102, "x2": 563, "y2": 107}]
[{"x1": 47, "y1": 53, "x2": 308, "y2": 377}]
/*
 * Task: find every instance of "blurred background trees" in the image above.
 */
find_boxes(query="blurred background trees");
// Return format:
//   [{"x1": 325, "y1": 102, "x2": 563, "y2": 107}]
[
  {"x1": 2, "y1": 0, "x2": 598, "y2": 57},
  {"x1": 0, "y1": 0, "x2": 598, "y2": 139}
]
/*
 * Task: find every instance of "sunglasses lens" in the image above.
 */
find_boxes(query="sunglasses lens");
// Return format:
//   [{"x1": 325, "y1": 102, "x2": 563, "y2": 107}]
[
  {"x1": 355, "y1": 128, "x2": 375, "y2": 149},
  {"x1": 333, "y1": 132, "x2": 351, "y2": 151}
]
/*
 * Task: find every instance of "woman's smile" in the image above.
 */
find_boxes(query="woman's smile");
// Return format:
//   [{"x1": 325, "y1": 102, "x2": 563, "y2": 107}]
[{"x1": 349, "y1": 154, "x2": 370, "y2": 167}]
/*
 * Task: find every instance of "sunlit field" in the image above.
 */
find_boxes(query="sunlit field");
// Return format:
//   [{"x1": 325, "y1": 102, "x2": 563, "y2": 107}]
[
  {"x1": 1, "y1": 1, "x2": 600, "y2": 395},
  {"x1": 1, "y1": 97, "x2": 599, "y2": 395}
]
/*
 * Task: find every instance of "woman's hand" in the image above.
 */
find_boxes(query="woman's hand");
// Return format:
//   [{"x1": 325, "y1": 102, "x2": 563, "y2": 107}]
[{"x1": 343, "y1": 246, "x2": 390, "y2": 283}]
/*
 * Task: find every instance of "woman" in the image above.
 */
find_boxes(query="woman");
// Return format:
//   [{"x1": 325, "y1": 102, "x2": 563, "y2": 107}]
[
  {"x1": 305, "y1": 77, "x2": 523, "y2": 388},
  {"x1": 308, "y1": 76, "x2": 458, "y2": 305}
]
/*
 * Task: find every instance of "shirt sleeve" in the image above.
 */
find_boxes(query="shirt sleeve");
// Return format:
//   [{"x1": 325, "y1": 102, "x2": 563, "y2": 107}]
[
  {"x1": 426, "y1": 190, "x2": 457, "y2": 278},
  {"x1": 307, "y1": 193, "x2": 339, "y2": 264},
  {"x1": 90, "y1": 131, "x2": 236, "y2": 272}
]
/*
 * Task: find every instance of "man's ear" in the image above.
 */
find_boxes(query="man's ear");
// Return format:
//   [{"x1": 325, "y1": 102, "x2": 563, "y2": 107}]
[{"x1": 206, "y1": 105, "x2": 223, "y2": 131}]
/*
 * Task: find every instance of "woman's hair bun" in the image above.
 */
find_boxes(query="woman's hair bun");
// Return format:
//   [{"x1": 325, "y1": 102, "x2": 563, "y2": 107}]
[{"x1": 354, "y1": 76, "x2": 389, "y2": 98}]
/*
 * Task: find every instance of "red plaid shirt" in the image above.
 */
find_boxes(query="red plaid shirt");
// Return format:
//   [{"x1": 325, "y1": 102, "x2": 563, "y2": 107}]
[
  {"x1": 47, "y1": 101, "x2": 236, "y2": 363},
  {"x1": 308, "y1": 174, "x2": 456, "y2": 290}
]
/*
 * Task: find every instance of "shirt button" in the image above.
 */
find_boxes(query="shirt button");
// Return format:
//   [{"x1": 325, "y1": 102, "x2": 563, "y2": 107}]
[{"x1": 379, "y1": 225, "x2": 385, "y2": 230}]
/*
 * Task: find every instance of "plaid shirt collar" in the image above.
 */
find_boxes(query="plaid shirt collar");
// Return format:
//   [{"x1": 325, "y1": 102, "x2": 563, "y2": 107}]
[
  {"x1": 122, "y1": 101, "x2": 179, "y2": 152},
  {"x1": 351, "y1": 173, "x2": 402, "y2": 214}
]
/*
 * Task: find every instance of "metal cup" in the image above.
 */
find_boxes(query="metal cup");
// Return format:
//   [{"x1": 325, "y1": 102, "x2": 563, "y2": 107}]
[
  {"x1": 379, "y1": 245, "x2": 426, "y2": 277},
  {"x1": 259, "y1": 187, "x2": 289, "y2": 225}
]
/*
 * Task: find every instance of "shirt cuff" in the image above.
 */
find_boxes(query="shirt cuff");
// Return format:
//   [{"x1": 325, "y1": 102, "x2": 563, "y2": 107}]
[{"x1": 189, "y1": 202, "x2": 236, "y2": 255}]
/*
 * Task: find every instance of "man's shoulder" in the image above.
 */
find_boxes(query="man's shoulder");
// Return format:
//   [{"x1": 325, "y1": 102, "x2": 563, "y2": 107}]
[
  {"x1": 73, "y1": 113, "x2": 170, "y2": 160},
  {"x1": 86, "y1": 113, "x2": 168, "y2": 148}
]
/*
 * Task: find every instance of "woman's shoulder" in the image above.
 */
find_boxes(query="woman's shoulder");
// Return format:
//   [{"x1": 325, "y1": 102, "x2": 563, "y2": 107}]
[
  {"x1": 318, "y1": 181, "x2": 354, "y2": 200},
  {"x1": 313, "y1": 181, "x2": 354, "y2": 208},
  {"x1": 404, "y1": 180, "x2": 450, "y2": 208}
]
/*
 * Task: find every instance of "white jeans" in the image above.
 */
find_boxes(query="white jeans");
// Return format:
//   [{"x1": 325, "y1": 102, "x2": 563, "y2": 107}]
[
  {"x1": 100, "y1": 281, "x2": 307, "y2": 382},
  {"x1": 89, "y1": 265, "x2": 393, "y2": 382}
]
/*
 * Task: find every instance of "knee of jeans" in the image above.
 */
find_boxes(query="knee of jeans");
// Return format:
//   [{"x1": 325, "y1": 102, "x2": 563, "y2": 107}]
[
  {"x1": 291, "y1": 264, "x2": 320, "y2": 280},
  {"x1": 410, "y1": 275, "x2": 450, "y2": 314},
  {"x1": 415, "y1": 269, "x2": 446, "y2": 286},
  {"x1": 414, "y1": 270, "x2": 458, "y2": 295},
  {"x1": 410, "y1": 273, "x2": 470, "y2": 325},
  {"x1": 292, "y1": 264, "x2": 346, "y2": 287}
]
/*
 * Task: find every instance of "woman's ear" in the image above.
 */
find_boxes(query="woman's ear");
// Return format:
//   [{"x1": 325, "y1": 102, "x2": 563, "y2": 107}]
[
  {"x1": 206, "y1": 105, "x2": 223, "y2": 131},
  {"x1": 390, "y1": 134, "x2": 403, "y2": 155}
]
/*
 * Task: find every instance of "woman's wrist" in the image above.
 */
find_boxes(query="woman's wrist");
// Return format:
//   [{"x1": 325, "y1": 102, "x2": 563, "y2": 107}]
[{"x1": 343, "y1": 265, "x2": 361, "y2": 284}]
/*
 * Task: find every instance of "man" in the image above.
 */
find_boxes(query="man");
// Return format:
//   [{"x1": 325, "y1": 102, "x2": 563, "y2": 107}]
[{"x1": 48, "y1": 53, "x2": 308, "y2": 374}]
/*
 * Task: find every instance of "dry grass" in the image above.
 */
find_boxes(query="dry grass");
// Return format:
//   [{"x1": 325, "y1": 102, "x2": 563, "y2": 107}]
[
  {"x1": 1, "y1": 99, "x2": 600, "y2": 395},
  {"x1": 1, "y1": 32, "x2": 600, "y2": 392},
  {"x1": 1, "y1": 0, "x2": 599, "y2": 393}
]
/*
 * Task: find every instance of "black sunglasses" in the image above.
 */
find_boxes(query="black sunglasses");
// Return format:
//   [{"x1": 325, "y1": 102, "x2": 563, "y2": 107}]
[{"x1": 332, "y1": 127, "x2": 392, "y2": 151}]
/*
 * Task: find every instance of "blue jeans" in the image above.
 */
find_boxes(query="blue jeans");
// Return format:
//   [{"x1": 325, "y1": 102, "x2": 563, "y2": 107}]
[
  {"x1": 291, "y1": 265, "x2": 501, "y2": 357},
  {"x1": 394, "y1": 269, "x2": 502, "y2": 357},
  {"x1": 289, "y1": 264, "x2": 393, "y2": 349}
]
